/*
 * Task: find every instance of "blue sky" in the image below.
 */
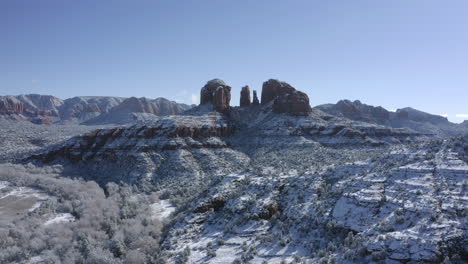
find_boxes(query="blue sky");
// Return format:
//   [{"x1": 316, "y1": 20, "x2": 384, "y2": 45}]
[{"x1": 1, "y1": 0, "x2": 467, "y2": 122}]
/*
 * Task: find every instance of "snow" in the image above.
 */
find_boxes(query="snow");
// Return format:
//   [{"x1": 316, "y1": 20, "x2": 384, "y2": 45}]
[
  {"x1": 151, "y1": 200, "x2": 175, "y2": 220},
  {"x1": 43, "y1": 213, "x2": 75, "y2": 226}
]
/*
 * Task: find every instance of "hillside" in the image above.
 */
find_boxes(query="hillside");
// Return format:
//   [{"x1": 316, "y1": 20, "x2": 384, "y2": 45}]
[
  {"x1": 0, "y1": 79, "x2": 466, "y2": 264},
  {"x1": 315, "y1": 100, "x2": 468, "y2": 137}
]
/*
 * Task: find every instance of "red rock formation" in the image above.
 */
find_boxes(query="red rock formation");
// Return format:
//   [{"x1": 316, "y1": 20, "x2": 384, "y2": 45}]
[
  {"x1": 260, "y1": 79, "x2": 312, "y2": 115},
  {"x1": 252, "y1": 90, "x2": 260, "y2": 106},
  {"x1": 261, "y1": 79, "x2": 295, "y2": 105},
  {"x1": 240, "y1": 86, "x2": 251, "y2": 107},
  {"x1": 273, "y1": 90, "x2": 312, "y2": 115},
  {"x1": 200, "y1": 79, "x2": 231, "y2": 112},
  {"x1": 0, "y1": 97, "x2": 24, "y2": 115}
]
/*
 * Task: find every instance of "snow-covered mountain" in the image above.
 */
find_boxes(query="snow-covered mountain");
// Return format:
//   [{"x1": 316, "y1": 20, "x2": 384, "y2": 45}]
[
  {"x1": 83, "y1": 97, "x2": 193, "y2": 125},
  {"x1": 0, "y1": 94, "x2": 192, "y2": 125}
]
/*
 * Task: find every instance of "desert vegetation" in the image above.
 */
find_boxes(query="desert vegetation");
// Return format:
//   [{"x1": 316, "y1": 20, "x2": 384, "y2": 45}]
[{"x1": 0, "y1": 163, "x2": 164, "y2": 264}]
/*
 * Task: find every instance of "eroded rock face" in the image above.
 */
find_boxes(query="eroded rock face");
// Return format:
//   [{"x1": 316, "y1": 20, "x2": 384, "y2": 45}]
[
  {"x1": 17, "y1": 94, "x2": 63, "y2": 117},
  {"x1": 0, "y1": 97, "x2": 24, "y2": 115},
  {"x1": 252, "y1": 90, "x2": 260, "y2": 105},
  {"x1": 260, "y1": 79, "x2": 312, "y2": 115},
  {"x1": 240, "y1": 86, "x2": 251, "y2": 107},
  {"x1": 261, "y1": 79, "x2": 296, "y2": 105},
  {"x1": 200, "y1": 79, "x2": 231, "y2": 112},
  {"x1": 273, "y1": 90, "x2": 312, "y2": 116}
]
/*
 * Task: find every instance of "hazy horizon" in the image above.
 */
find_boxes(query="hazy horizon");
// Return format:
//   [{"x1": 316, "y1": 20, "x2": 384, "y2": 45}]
[{"x1": 2, "y1": 0, "x2": 467, "y2": 122}]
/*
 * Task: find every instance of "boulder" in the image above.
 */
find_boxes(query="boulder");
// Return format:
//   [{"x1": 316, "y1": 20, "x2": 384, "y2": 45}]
[
  {"x1": 252, "y1": 90, "x2": 260, "y2": 105},
  {"x1": 200, "y1": 79, "x2": 231, "y2": 112},
  {"x1": 240, "y1": 86, "x2": 251, "y2": 107}
]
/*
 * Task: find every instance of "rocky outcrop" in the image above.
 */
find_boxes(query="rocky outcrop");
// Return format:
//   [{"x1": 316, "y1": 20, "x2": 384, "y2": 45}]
[
  {"x1": 0, "y1": 97, "x2": 24, "y2": 115},
  {"x1": 200, "y1": 79, "x2": 231, "y2": 112},
  {"x1": 240, "y1": 86, "x2": 251, "y2": 107},
  {"x1": 16, "y1": 94, "x2": 63, "y2": 117},
  {"x1": 261, "y1": 79, "x2": 296, "y2": 105},
  {"x1": 29, "y1": 114, "x2": 247, "y2": 185},
  {"x1": 194, "y1": 195, "x2": 227, "y2": 213},
  {"x1": 395, "y1": 107, "x2": 449, "y2": 125},
  {"x1": 259, "y1": 79, "x2": 312, "y2": 115},
  {"x1": 334, "y1": 100, "x2": 390, "y2": 122},
  {"x1": 273, "y1": 90, "x2": 312, "y2": 116},
  {"x1": 252, "y1": 90, "x2": 260, "y2": 105}
]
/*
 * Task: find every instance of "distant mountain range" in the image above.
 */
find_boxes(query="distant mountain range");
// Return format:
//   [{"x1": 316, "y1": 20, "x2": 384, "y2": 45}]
[
  {"x1": 315, "y1": 99, "x2": 467, "y2": 136},
  {"x1": 0, "y1": 94, "x2": 193, "y2": 125}
]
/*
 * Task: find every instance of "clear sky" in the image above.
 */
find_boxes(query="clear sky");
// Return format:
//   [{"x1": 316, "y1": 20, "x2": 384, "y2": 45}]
[{"x1": 2, "y1": 0, "x2": 467, "y2": 122}]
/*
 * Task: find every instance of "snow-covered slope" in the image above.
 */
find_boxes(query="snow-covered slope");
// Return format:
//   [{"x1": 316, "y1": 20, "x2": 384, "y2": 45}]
[
  {"x1": 316, "y1": 100, "x2": 468, "y2": 137},
  {"x1": 7, "y1": 102, "x2": 467, "y2": 263},
  {"x1": 83, "y1": 97, "x2": 193, "y2": 125},
  {"x1": 163, "y1": 136, "x2": 467, "y2": 263}
]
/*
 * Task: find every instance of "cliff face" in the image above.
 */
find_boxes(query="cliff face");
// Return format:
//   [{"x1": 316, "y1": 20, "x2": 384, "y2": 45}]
[
  {"x1": 0, "y1": 95, "x2": 64, "y2": 124},
  {"x1": 58, "y1": 96, "x2": 126, "y2": 121},
  {"x1": 0, "y1": 95, "x2": 192, "y2": 124},
  {"x1": 0, "y1": 97, "x2": 24, "y2": 115},
  {"x1": 31, "y1": 113, "x2": 245, "y2": 184}
]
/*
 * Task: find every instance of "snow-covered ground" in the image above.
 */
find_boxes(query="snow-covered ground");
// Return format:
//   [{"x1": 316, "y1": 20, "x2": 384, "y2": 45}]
[
  {"x1": 0, "y1": 118, "x2": 106, "y2": 163},
  {"x1": 0, "y1": 181, "x2": 51, "y2": 224},
  {"x1": 43, "y1": 213, "x2": 75, "y2": 226},
  {"x1": 151, "y1": 199, "x2": 175, "y2": 220},
  {"x1": 163, "y1": 139, "x2": 467, "y2": 263}
]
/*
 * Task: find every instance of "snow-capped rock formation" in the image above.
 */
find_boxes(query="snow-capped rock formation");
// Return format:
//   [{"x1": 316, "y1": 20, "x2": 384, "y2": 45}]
[
  {"x1": 30, "y1": 112, "x2": 248, "y2": 185},
  {"x1": 0, "y1": 95, "x2": 192, "y2": 125},
  {"x1": 200, "y1": 79, "x2": 232, "y2": 112},
  {"x1": 83, "y1": 97, "x2": 192, "y2": 125},
  {"x1": 0, "y1": 97, "x2": 24, "y2": 115},
  {"x1": 316, "y1": 100, "x2": 468, "y2": 136},
  {"x1": 58, "y1": 96, "x2": 126, "y2": 122},
  {"x1": 0, "y1": 94, "x2": 63, "y2": 123},
  {"x1": 30, "y1": 99, "x2": 429, "y2": 187}
]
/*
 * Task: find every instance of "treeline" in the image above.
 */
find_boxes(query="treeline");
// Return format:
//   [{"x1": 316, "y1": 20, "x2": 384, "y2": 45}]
[{"x1": 0, "y1": 163, "x2": 165, "y2": 264}]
